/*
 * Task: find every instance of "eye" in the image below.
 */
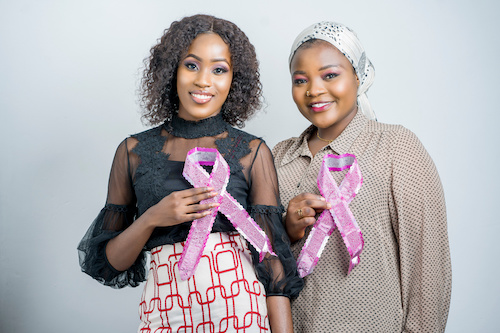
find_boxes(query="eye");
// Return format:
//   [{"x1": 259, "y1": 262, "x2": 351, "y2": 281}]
[
  {"x1": 213, "y1": 66, "x2": 229, "y2": 75},
  {"x1": 323, "y1": 72, "x2": 338, "y2": 80},
  {"x1": 184, "y1": 61, "x2": 198, "y2": 71},
  {"x1": 293, "y1": 78, "x2": 307, "y2": 85}
]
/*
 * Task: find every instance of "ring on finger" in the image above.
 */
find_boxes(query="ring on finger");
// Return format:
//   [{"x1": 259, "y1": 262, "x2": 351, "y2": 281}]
[{"x1": 296, "y1": 208, "x2": 303, "y2": 219}]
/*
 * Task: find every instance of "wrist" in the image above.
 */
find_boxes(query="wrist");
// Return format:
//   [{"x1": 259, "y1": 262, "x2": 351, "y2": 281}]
[
  {"x1": 284, "y1": 216, "x2": 301, "y2": 242},
  {"x1": 141, "y1": 206, "x2": 159, "y2": 231}
]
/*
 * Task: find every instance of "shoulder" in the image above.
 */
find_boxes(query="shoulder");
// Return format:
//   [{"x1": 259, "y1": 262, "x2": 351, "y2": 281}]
[
  {"x1": 227, "y1": 126, "x2": 260, "y2": 142},
  {"x1": 273, "y1": 137, "x2": 300, "y2": 154},
  {"x1": 226, "y1": 126, "x2": 266, "y2": 152},
  {"x1": 364, "y1": 120, "x2": 434, "y2": 171},
  {"x1": 364, "y1": 119, "x2": 407, "y2": 136},
  {"x1": 272, "y1": 136, "x2": 301, "y2": 165},
  {"x1": 117, "y1": 125, "x2": 164, "y2": 156},
  {"x1": 130, "y1": 125, "x2": 163, "y2": 141},
  {"x1": 362, "y1": 120, "x2": 422, "y2": 149}
]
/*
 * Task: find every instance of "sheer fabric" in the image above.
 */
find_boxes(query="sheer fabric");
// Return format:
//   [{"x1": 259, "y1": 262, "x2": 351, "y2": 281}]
[{"x1": 78, "y1": 112, "x2": 303, "y2": 297}]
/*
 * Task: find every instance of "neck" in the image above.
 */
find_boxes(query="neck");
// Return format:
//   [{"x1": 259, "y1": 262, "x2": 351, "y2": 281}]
[
  {"x1": 316, "y1": 107, "x2": 358, "y2": 143},
  {"x1": 164, "y1": 112, "x2": 228, "y2": 139}
]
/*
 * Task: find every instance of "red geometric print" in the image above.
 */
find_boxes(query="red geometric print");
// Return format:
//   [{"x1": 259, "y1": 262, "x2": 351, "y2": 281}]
[{"x1": 138, "y1": 232, "x2": 269, "y2": 333}]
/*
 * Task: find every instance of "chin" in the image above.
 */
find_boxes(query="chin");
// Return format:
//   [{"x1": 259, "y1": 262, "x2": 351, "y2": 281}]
[
  {"x1": 181, "y1": 108, "x2": 221, "y2": 121},
  {"x1": 309, "y1": 116, "x2": 338, "y2": 129}
]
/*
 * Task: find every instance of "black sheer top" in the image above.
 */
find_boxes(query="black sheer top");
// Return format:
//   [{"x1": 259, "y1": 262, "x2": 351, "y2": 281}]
[{"x1": 78, "y1": 113, "x2": 303, "y2": 298}]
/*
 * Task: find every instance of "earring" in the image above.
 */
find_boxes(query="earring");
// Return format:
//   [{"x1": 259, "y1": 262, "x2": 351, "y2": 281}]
[{"x1": 306, "y1": 91, "x2": 311, "y2": 97}]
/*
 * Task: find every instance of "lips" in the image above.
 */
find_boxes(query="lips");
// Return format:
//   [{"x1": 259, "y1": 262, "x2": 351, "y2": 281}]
[
  {"x1": 309, "y1": 101, "x2": 333, "y2": 112},
  {"x1": 190, "y1": 91, "x2": 213, "y2": 104}
]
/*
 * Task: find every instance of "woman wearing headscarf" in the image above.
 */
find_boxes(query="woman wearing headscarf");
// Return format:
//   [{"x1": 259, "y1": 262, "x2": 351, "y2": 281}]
[{"x1": 272, "y1": 21, "x2": 452, "y2": 332}]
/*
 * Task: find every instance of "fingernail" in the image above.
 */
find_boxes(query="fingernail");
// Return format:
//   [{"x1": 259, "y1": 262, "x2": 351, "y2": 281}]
[
  {"x1": 327, "y1": 203, "x2": 331, "y2": 209},
  {"x1": 320, "y1": 197, "x2": 325, "y2": 201},
  {"x1": 211, "y1": 203, "x2": 220, "y2": 208},
  {"x1": 211, "y1": 191, "x2": 218, "y2": 196}
]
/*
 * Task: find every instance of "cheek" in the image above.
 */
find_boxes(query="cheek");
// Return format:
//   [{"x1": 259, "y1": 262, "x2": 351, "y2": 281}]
[
  {"x1": 176, "y1": 69, "x2": 190, "y2": 91},
  {"x1": 216, "y1": 75, "x2": 233, "y2": 95},
  {"x1": 291, "y1": 87, "x2": 304, "y2": 106},
  {"x1": 333, "y1": 80, "x2": 358, "y2": 101}
]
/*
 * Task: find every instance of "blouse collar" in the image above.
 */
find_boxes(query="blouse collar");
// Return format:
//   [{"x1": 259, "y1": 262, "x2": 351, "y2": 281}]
[
  {"x1": 280, "y1": 111, "x2": 369, "y2": 166},
  {"x1": 164, "y1": 112, "x2": 228, "y2": 139}
]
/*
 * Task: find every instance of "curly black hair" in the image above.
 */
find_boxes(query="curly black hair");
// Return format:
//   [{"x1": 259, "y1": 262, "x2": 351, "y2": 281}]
[{"x1": 140, "y1": 14, "x2": 262, "y2": 128}]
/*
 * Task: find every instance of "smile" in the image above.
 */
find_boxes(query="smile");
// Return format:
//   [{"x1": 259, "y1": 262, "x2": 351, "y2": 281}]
[
  {"x1": 190, "y1": 92, "x2": 213, "y2": 104},
  {"x1": 309, "y1": 101, "x2": 333, "y2": 112}
]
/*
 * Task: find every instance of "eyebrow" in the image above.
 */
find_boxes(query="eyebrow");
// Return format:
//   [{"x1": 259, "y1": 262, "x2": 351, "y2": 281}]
[
  {"x1": 292, "y1": 64, "x2": 341, "y2": 76},
  {"x1": 185, "y1": 53, "x2": 230, "y2": 65},
  {"x1": 319, "y1": 64, "x2": 340, "y2": 71}
]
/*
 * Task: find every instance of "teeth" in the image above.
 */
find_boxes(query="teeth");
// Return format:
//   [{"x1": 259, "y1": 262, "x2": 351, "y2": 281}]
[
  {"x1": 311, "y1": 102, "x2": 330, "y2": 108},
  {"x1": 192, "y1": 93, "x2": 212, "y2": 100}
]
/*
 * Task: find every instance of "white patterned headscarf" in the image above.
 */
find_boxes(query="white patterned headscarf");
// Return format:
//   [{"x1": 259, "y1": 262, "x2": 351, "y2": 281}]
[{"x1": 289, "y1": 22, "x2": 376, "y2": 120}]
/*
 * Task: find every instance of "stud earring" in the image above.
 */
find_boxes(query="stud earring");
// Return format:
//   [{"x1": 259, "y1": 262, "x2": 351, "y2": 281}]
[{"x1": 306, "y1": 91, "x2": 311, "y2": 97}]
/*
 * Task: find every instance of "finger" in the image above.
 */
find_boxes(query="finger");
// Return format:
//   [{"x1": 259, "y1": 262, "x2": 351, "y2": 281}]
[
  {"x1": 186, "y1": 202, "x2": 219, "y2": 214},
  {"x1": 300, "y1": 199, "x2": 331, "y2": 211},
  {"x1": 293, "y1": 193, "x2": 326, "y2": 202},
  {"x1": 180, "y1": 187, "x2": 214, "y2": 198},
  {"x1": 184, "y1": 210, "x2": 213, "y2": 221},
  {"x1": 185, "y1": 191, "x2": 218, "y2": 205},
  {"x1": 300, "y1": 217, "x2": 316, "y2": 228},
  {"x1": 301, "y1": 206, "x2": 318, "y2": 218}
]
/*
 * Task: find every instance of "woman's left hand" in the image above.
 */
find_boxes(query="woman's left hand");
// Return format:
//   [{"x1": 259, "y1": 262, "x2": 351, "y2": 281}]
[{"x1": 285, "y1": 193, "x2": 331, "y2": 242}]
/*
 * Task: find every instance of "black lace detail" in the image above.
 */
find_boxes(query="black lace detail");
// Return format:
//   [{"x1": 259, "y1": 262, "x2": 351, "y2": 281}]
[
  {"x1": 216, "y1": 127, "x2": 257, "y2": 175},
  {"x1": 249, "y1": 205, "x2": 285, "y2": 215},
  {"x1": 131, "y1": 127, "x2": 171, "y2": 215},
  {"x1": 103, "y1": 204, "x2": 131, "y2": 213},
  {"x1": 164, "y1": 112, "x2": 228, "y2": 138}
]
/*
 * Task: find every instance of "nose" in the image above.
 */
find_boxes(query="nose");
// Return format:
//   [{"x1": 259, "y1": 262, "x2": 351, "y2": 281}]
[
  {"x1": 194, "y1": 69, "x2": 211, "y2": 88},
  {"x1": 307, "y1": 77, "x2": 326, "y2": 97}
]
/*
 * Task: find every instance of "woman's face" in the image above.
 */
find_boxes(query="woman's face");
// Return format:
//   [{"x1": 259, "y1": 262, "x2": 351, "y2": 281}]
[
  {"x1": 177, "y1": 33, "x2": 233, "y2": 121},
  {"x1": 290, "y1": 41, "x2": 359, "y2": 132}
]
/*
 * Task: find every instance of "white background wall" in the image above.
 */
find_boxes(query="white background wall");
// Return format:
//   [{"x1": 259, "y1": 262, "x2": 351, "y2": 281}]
[{"x1": 1, "y1": 0, "x2": 498, "y2": 331}]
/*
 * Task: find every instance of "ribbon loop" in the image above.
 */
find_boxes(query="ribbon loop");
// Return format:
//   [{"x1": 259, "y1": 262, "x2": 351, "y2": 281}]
[
  {"x1": 178, "y1": 147, "x2": 276, "y2": 280},
  {"x1": 296, "y1": 153, "x2": 363, "y2": 278}
]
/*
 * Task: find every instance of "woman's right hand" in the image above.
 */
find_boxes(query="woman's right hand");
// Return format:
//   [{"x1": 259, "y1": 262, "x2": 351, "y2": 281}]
[
  {"x1": 285, "y1": 193, "x2": 331, "y2": 243},
  {"x1": 147, "y1": 187, "x2": 220, "y2": 228},
  {"x1": 106, "y1": 187, "x2": 218, "y2": 272}
]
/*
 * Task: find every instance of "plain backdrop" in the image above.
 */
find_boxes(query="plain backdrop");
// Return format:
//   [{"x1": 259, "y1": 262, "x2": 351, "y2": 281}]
[{"x1": 1, "y1": 0, "x2": 499, "y2": 332}]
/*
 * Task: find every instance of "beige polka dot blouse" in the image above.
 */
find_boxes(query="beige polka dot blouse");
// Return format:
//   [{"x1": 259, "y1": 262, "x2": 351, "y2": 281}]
[{"x1": 272, "y1": 111, "x2": 452, "y2": 333}]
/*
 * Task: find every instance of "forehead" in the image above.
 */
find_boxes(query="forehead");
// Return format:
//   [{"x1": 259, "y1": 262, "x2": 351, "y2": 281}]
[
  {"x1": 290, "y1": 40, "x2": 350, "y2": 70},
  {"x1": 186, "y1": 33, "x2": 231, "y2": 59}
]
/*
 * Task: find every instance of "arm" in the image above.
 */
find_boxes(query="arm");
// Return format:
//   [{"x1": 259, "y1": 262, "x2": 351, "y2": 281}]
[
  {"x1": 78, "y1": 139, "x2": 218, "y2": 286},
  {"x1": 106, "y1": 187, "x2": 219, "y2": 271},
  {"x1": 267, "y1": 296, "x2": 292, "y2": 333},
  {"x1": 390, "y1": 128, "x2": 452, "y2": 332},
  {"x1": 247, "y1": 140, "x2": 304, "y2": 332}
]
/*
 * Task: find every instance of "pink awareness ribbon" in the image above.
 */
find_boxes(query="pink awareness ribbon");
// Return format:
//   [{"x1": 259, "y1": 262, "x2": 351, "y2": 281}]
[
  {"x1": 178, "y1": 147, "x2": 276, "y2": 280},
  {"x1": 296, "y1": 153, "x2": 363, "y2": 278}
]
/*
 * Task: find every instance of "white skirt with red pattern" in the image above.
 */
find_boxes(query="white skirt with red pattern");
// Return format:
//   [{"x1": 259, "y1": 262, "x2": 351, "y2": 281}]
[{"x1": 138, "y1": 232, "x2": 269, "y2": 333}]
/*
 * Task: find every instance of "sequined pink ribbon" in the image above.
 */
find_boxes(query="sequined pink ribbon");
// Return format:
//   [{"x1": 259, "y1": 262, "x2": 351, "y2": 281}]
[
  {"x1": 178, "y1": 147, "x2": 275, "y2": 280},
  {"x1": 296, "y1": 153, "x2": 363, "y2": 277}
]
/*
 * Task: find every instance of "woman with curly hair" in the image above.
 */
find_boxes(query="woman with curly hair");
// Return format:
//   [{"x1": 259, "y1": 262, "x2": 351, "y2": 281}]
[{"x1": 78, "y1": 14, "x2": 302, "y2": 332}]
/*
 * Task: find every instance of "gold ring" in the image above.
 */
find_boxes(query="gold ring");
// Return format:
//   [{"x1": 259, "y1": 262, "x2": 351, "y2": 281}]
[{"x1": 296, "y1": 208, "x2": 303, "y2": 219}]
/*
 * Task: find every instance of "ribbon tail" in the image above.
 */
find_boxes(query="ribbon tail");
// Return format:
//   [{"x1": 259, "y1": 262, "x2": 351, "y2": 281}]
[
  {"x1": 219, "y1": 192, "x2": 276, "y2": 261},
  {"x1": 296, "y1": 211, "x2": 336, "y2": 278},
  {"x1": 177, "y1": 207, "x2": 218, "y2": 280},
  {"x1": 331, "y1": 200, "x2": 364, "y2": 275},
  {"x1": 348, "y1": 254, "x2": 361, "y2": 274}
]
